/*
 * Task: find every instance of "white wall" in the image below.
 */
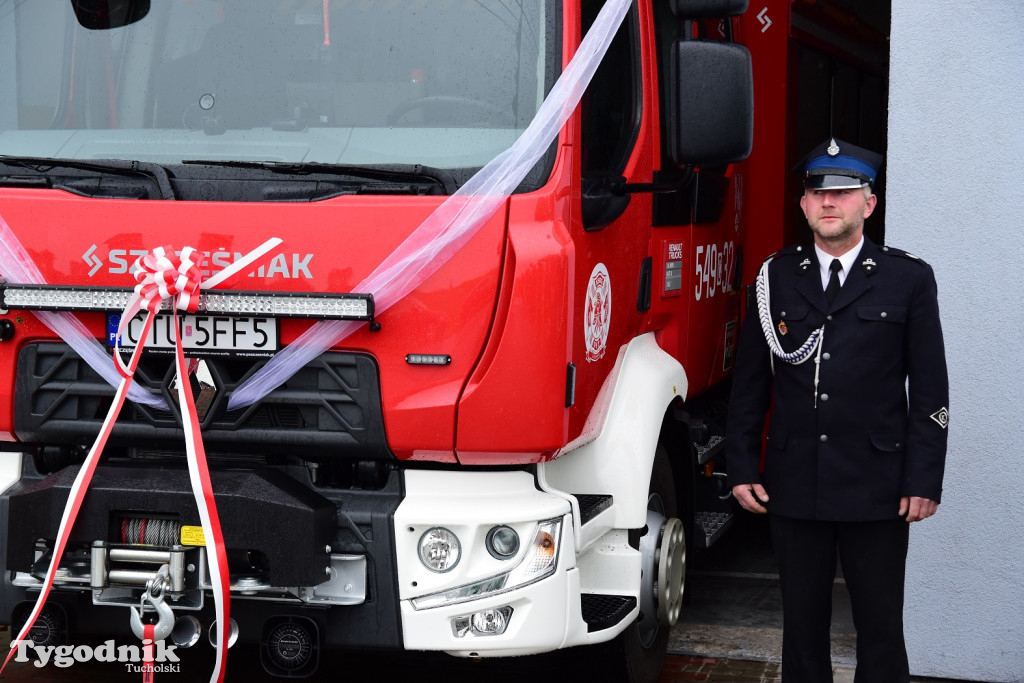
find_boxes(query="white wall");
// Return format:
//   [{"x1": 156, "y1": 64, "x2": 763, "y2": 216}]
[{"x1": 888, "y1": 2, "x2": 1024, "y2": 681}]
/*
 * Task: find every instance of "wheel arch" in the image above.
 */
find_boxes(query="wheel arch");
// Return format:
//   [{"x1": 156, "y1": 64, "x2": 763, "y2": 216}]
[{"x1": 538, "y1": 333, "x2": 688, "y2": 534}]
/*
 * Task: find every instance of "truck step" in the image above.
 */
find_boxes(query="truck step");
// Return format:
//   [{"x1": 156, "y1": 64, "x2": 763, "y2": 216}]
[
  {"x1": 694, "y1": 434, "x2": 725, "y2": 465},
  {"x1": 574, "y1": 494, "x2": 613, "y2": 525},
  {"x1": 694, "y1": 511, "x2": 733, "y2": 549},
  {"x1": 580, "y1": 594, "x2": 637, "y2": 632}
]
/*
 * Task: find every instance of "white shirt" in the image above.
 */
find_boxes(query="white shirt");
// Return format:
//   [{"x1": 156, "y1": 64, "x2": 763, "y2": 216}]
[{"x1": 814, "y1": 236, "x2": 864, "y2": 290}]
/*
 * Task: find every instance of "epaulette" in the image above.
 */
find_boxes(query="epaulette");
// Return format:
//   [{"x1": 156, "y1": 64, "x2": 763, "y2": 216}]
[
  {"x1": 764, "y1": 243, "x2": 811, "y2": 263},
  {"x1": 880, "y1": 244, "x2": 929, "y2": 265}
]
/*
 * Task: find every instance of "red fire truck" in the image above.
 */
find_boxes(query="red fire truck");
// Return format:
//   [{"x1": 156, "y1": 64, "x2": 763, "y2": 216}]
[{"x1": 0, "y1": 0, "x2": 888, "y2": 680}]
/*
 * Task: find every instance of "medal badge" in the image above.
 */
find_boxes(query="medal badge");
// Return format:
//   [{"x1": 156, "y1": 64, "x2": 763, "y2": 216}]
[{"x1": 778, "y1": 320, "x2": 788, "y2": 336}]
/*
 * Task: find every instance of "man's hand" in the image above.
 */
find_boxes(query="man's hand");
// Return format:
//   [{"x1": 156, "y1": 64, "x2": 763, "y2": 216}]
[
  {"x1": 732, "y1": 483, "x2": 770, "y2": 514},
  {"x1": 899, "y1": 496, "x2": 938, "y2": 522}
]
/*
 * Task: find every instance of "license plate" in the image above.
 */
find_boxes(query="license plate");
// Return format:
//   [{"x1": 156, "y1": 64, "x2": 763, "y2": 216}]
[{"x1": 107, "y1": 313, "x2": 279, "y2": 354}]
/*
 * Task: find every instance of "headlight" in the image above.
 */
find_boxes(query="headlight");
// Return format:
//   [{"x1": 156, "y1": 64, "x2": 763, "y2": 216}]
[
  {"x1": 485, "y1": 525, "x2": 520, "y2": 559},
  {"x1": 418, "y1": 527, "x2": 461, "y2": 573},
  {"x1": 411, "y1": 518, "x2": 562, "y2": 610}
]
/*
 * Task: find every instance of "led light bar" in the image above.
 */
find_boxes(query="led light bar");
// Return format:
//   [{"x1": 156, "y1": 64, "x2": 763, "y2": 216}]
[{"x1": 0, "y1": 284, "x2": 375, "y2": 321}]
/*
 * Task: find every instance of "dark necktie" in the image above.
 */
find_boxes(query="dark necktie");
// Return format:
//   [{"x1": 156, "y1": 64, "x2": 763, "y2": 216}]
[{"x1": 825, "y1": 258, "x2": 842, "y2": 305}]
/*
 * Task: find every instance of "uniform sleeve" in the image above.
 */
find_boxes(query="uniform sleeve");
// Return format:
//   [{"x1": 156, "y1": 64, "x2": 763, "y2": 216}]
[
  {"x1": 725, "y1": 283, "x2": 774, "y2": 487},
  {"x1": 900, "y1": 263, "x2": 949, "y2": 501}
]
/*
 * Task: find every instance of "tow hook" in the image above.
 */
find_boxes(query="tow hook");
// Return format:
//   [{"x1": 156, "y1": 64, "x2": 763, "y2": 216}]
[{"x1": 129, "y1": 566, "x2": 175, "y2": 642}]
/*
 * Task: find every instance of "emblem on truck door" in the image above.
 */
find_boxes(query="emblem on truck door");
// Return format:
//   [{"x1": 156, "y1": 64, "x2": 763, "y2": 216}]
[{"x1": 585, "y1": 263, "x2": 611, "y2": 363}]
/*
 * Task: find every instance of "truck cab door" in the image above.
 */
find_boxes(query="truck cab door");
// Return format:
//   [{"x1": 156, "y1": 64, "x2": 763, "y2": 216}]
[{"x1": 570, "y1": 1, "x2": 654, "y2": 435}]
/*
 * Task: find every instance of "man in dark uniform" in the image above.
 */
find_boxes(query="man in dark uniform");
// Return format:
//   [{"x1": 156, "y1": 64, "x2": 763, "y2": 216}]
[{"x1": 725, "y1": 138, "x2": 949, "y2": 683}]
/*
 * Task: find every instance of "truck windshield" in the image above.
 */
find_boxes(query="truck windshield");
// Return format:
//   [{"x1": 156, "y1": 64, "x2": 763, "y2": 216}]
[{"x1": 0, "y1": 0, "x2": 556, "y2": 192}]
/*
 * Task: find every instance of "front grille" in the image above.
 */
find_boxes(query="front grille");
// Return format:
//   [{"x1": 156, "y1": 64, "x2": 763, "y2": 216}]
[{"x1": 15, "y1": 342, "x2": 389, "y2": 457}]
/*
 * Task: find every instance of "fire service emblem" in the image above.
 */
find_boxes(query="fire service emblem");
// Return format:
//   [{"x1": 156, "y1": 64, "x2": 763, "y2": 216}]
[{"x1": 585, "y1": 263, "x2": 611, "y2": 363}]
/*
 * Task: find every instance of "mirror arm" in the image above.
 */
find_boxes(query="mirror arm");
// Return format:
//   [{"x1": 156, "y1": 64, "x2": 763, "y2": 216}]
[{"x1": 614, "y1": 168, "x2": 695, "y2": 195}]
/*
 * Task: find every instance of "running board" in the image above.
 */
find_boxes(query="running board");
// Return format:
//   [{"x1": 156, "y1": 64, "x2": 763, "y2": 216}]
[
  {"x1": 694, "y1": 434, "x2": 725, "y2": 464},
  {"x1": 694, "y1": 511, "x2": 733, "y2": 548},
  {"x1": 580, "y1": 594, "x2": 637, "y2": 632},
  {"x1": 574, "y1": 494, "x2": 613, "y2": 525}
]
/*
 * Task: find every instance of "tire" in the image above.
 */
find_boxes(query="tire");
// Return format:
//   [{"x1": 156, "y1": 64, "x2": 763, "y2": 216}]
[{"x1": 588, "y1": 446, "x2": 684, "y2": 683}]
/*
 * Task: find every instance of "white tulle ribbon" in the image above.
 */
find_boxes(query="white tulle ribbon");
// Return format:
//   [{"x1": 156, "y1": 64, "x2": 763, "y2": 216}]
[
  {"x1": 228, "y1": 0, "x2": 632, "y2": 409},
  {"x1": 0, "y1": 215, "x2": 168, "y2": 409}
]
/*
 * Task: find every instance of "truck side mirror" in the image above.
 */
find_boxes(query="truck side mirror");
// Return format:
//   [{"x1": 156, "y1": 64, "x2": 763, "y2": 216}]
[
  {"x1": 70, "y1": 0, "x2": 150, "y2": 30},
  {"x1": 666, "y1": 39, "x2": 753, "y2": 168}
]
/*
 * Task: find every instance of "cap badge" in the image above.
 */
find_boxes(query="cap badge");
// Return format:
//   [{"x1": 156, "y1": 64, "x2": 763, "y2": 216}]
[
  {"x1": 827, "y1": 138, "x2": 840, "y2": 156},
  {"x1": 778, "y1": 320, "x2": 788, "y2": 336}
]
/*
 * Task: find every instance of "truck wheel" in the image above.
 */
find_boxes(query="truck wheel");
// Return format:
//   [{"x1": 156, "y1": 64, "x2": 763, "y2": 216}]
[{"x1": 594, "y1": 446, "x2": 686, "y2": 683}]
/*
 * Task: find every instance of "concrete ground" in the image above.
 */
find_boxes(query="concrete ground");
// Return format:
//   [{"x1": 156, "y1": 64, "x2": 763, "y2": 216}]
[
  {"x1": 0, "y1": 513, "x2": 973, "y2": 682},
  {"x1": 664, "y1": 512, "x2": 968, "y2": 683}
]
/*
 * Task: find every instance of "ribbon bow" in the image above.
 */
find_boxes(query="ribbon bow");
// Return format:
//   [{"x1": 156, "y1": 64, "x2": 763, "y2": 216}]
[
  {"x1": 114, "y1": 246, "x2": 204, "y2": 376},
  {"x1": 132, "y1": 245, "x2": 204, "y2": 314}
]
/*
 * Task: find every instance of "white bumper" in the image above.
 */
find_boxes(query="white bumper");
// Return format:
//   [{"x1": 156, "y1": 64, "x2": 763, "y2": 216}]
[{"x1": 395, "y1": 469, "x2": 638, "y2": 656}]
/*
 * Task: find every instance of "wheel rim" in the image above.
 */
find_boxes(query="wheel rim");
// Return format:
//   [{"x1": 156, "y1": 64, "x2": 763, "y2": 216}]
[
  {"x1": 638, "y1": 493, "x2": 688, "y2": 648},
  {"x1": 656, "y1": 517, "x2": 686, "y2": 626},
  {"x1": 637, "y1": 506, "x2": 666, "y2": 648}
]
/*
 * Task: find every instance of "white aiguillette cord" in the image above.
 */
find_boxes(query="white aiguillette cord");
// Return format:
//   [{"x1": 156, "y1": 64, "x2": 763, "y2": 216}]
[{"x1": 755, "y1": 259, "x2": 827, "y2": 406}]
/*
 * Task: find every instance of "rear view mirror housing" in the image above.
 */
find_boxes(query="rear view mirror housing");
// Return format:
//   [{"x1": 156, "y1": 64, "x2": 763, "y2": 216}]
[
  {"x1": 70, "y1": 0, "x2": 150, "y2": 30},
  {"x1": 667, "y1": 39, "x2": 754, "y2": 168}
]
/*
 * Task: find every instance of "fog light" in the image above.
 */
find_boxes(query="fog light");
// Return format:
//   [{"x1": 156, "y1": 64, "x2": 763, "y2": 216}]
[
  {"x1": 451, "y1": 606, "x2": 514, "y2": 638},
  {"x1": 485, "y1": 525, "x2": 520, "y2": 559},
  {"x1": 472, "y1": 608, "x2": 509, "y2": 634},
  {"x1": 418, "y1": 527, "x2": 461, "y2": 573}
]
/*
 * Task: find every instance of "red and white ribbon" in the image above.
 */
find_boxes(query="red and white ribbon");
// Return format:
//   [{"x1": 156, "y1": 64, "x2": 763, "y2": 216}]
[
  {"x1": 1, "y1": 238, "x2": 281, "y2": 683},
  {"x1": 142, "y1": 623, "x2": 156, "y2": 683},
  {"x1": 113, "y1": 245, "x2": 203, "y2": 376}
]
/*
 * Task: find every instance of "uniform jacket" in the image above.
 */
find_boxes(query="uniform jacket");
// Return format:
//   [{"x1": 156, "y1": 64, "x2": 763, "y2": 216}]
[{"x1": 725, "y1": 238, "x2": 949, "y2": 521}]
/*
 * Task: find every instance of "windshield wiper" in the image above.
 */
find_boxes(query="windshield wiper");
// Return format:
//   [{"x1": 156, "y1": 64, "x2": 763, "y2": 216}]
[
  {"x1": 180, "y1": 160, "x2": 457, "y2": 194},
  {"x1": 0, "y1": 156, "x2": 176, "y2": 200}
]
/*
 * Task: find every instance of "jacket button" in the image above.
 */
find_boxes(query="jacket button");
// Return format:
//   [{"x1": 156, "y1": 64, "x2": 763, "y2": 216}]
[
  {"x1": 822, "y1": 352, "x2": 831, "y2": 360},
  {"x1": 826, "y1": 315, "x2": 833, "y2": 321},
  {"x1": 820, "y1": 393, "x2": 830, "y2": 401},
  {"x1": 881, "y1": 311, "x2": 888, "y2": 318},
  {"x1": 820, "y1": 434, "x2": 828, "y2": 442}
]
